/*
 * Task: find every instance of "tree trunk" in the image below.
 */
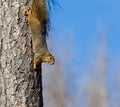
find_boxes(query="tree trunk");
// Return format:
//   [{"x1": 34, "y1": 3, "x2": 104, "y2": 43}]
[{"x1": 0, "y1": 0, "x2": 43, "y2": 107}]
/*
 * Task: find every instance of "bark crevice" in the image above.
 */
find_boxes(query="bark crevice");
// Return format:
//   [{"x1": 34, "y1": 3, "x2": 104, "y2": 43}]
[{"x1": 0, "y1": 0, "x2": 43, "y2": 107}]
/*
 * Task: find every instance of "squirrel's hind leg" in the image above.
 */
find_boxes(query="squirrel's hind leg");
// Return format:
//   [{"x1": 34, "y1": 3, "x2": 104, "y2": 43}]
[{"x1": 23, "y1": 9, "x2": 32, "y2": 16}]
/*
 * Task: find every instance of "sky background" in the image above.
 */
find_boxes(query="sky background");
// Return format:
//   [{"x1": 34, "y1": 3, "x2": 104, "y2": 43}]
[
  {"x1": 44, "y1": 0, "x2": 120, "y2": 106},
  {"x1": 51, "y1": 0, "x2": 120, "y2": 63}
]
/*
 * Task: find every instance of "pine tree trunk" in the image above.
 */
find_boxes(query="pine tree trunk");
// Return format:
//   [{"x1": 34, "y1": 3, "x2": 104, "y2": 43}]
[{"x1": 0, "y1": 0, "x2": 43, "y2": 107}]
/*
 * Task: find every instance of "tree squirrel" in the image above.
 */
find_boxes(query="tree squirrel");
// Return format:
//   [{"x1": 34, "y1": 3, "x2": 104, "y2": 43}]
[{"x1": 23, "y1": 0, "x2": 55, "y2": 69}]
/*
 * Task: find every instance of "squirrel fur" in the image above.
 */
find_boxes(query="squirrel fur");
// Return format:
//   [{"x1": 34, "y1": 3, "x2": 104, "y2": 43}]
[{"x1": 23, "y1": 0, "x2": 55, "y2": 69}]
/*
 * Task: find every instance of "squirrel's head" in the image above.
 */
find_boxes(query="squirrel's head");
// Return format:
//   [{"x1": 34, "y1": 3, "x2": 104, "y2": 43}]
[{"x1": 43, "y1": 52, "x2": 55, "y2": 65}]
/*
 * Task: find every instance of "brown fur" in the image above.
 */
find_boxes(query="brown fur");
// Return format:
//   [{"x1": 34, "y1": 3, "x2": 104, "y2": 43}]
[{"x1": 23, "y1": 0, "x2": 55, "y2": 69}]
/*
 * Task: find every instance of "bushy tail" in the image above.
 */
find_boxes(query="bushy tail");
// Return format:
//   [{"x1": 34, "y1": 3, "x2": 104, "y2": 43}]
[
  {"x1": 47, "y1": 0, "x2": 61, "y2": 11},
  {"x1": 31, "y1": 0, "x2": 60, "y2": 37},
  {"x1": 31, "y1": 0, "x2": 48, "y2": 37}
]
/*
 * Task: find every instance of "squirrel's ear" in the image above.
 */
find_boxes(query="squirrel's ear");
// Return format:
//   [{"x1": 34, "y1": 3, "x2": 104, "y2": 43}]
[{"x1": 45, "y1": 52, "x2": 50, "y2": 56}]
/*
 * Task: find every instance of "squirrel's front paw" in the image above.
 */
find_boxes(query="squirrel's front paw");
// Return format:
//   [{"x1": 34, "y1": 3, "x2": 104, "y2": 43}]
[{"x1": 33, "y1": 63, "x2": 37, "y2": 69}]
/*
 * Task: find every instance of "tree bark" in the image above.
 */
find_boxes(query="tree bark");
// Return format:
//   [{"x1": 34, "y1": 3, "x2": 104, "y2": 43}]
[{"x1": 0, "y1": 0, "x2": 43, "y2": 107}]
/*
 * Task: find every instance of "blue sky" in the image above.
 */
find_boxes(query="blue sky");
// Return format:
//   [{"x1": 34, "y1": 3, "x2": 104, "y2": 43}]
[
  {"x1": 48, "y1": 0, "x2": 120, "y2": 106},
  {"x1": 51, "y1": 0, "x2": 120, "y2": 65}
]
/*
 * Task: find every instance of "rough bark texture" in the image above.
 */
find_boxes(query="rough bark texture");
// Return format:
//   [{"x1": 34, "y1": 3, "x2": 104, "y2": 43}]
[{"x1": 0, "y1": 0, "x2": 43, "y2": 107}]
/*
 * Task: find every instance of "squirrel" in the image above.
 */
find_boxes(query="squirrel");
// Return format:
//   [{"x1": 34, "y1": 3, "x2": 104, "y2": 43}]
[{"x1": 23, "y1": 0, "x2": 55, "y2": 69}]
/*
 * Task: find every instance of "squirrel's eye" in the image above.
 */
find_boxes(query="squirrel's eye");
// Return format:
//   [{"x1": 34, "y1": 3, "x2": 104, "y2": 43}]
[{"x1": 49, "y1": 57, "x2": 52, "y2": 60}]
